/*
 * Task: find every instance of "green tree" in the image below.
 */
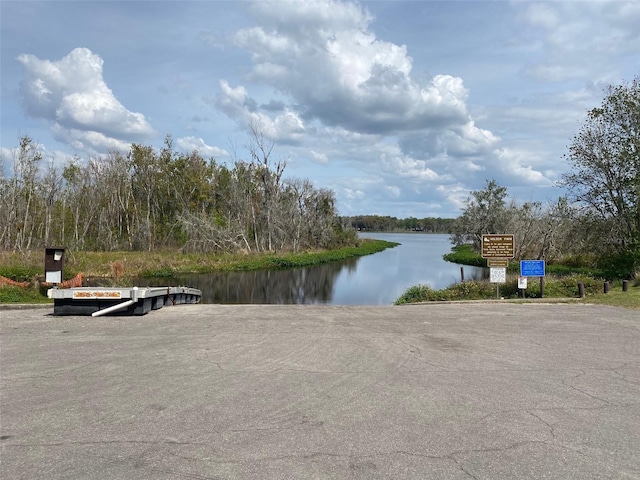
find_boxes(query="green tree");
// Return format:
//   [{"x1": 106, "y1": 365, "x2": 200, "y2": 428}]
[
  {"x1": 450, "y1": 179, "x2": 510, "y2": 251},
  {"x1": 562, "y1": 76, "x2": 640, "y2": 277}
]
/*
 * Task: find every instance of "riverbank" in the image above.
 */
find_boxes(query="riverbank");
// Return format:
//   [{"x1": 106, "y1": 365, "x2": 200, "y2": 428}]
[
  {"x1": 395, "y1": 278, "x2": 640, "y2": 309},
  {"x1": 0, "y1": 239, "x2": 399, "y2": 304},
  {"x1": 395, "y1": 243, "x2": 640, "y2": 309}
]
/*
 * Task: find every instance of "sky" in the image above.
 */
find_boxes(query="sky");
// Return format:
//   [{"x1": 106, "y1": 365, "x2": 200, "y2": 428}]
[{"x1": 1, "y1": 0, "x2": 639, "y2": 219}]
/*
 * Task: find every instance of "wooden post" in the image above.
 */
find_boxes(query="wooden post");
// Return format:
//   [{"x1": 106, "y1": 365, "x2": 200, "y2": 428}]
[
  {"x1": 460, "y1": 266, "x2": 465, "y2": 283},
  {"x1": 578, "y1": 283, "x2": 585, "y2": 298},
  {"x1": 623, "y1": 280, "x2": 629, "y2": 292},
  {"x1": 604, "y1": 281, "x2": 610, "y2": 294}
]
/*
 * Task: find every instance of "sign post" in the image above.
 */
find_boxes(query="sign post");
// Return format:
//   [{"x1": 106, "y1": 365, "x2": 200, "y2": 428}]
[
  {"x1": 482, "y1": 235, "x2": 514, "y2": 299},
  {"x1": 520, "y1": 260, "x2": 546, "y2": 298}
]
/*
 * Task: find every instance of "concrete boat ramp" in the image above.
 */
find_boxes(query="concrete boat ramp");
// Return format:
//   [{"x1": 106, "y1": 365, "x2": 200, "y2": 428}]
[
  {"x1": 1, "y1": 303, "x2": 639, "y2": 479},
  {"x1": 47, "y1": 285, "x2": 201, "y2": 316}
]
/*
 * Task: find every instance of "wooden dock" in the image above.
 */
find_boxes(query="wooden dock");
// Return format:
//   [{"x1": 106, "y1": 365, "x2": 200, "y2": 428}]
[{"x1": 48, "y1": 286, "x2": 202, "y2": 316}]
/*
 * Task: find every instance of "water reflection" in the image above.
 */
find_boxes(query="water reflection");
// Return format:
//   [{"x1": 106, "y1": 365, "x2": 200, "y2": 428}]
[
  {"x1": 147, "y1": 259, "x2": 355, "y2": 304},
  {"x1": 132, "y1": 234, "x2": 487, "y2": 305}
]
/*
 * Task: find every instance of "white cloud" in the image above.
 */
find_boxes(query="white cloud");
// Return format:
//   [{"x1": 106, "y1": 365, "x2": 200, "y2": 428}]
[
  {"x1": 517, "y1": 1, "x2": 640, "y2": 82},
  {"x1": 216, "y1": 80, "x2": 307, "y2": 143},
  {"x1": 493, "y1": 148, "x2": 551, "y2": 185},
  {"x1": 436, "y1": 184, "x2": 471, "y2": 211},
  {"x1": 232, "y1": 0, "x2": 469, "y2": 134},
  {"x1": 384, "y1": 185, "x2": 401, "y2": 198},
  {"x1": 310, "y1": 150, "x2": 329, "y2": 165},
  {"x1": 344, "y1": 188, "x2": 366, "y2": 200},
  {"x1": 213, "y1": 0, "x2": 554, "y2": 217},
  {"x1": 4, "y1": 0, "x2": 635, "y2": 219},
  {"x1": 17, "y1": 48, "x2": 155, "y2": 153},
  {"x1": 50, "y1": 124, "x2": 131, "y2": 154},
  {"x1": 175, "y1": 136, "x2": 229, "y2": 159},
  {"x1": 379, "y1": 148, "x2": 443, "y2": 182}
]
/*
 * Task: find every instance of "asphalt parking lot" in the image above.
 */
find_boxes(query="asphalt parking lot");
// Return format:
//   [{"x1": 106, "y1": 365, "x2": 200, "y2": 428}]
[{"x1": 1, "y1": 302, "x2": 639, "y2": 479}]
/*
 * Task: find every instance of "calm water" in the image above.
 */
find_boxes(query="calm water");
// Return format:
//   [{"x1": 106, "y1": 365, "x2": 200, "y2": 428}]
[{"x1": 138, "y1": 233, "x2": 486, "y2": 305}]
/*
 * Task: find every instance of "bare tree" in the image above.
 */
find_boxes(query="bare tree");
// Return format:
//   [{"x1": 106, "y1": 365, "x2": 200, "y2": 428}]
[
  {"x1": 3, "y1": 135, "x2": 44, "y2": 251},
  {"x1": 247, "y1": 121, "x2": 287, "y2": 252},
  {"x1": 0, "y1": 130, "x2": 353, "y2": 255}
]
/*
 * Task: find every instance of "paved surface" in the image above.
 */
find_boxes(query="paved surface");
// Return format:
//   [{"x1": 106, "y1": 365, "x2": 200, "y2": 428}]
[{"x1": 1, "y1": 303, "x2": 639, "y2": 479}]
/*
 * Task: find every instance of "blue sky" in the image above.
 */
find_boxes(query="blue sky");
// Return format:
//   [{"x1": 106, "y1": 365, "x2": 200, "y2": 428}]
[{"x1": 1, "y1": 0, "x2": 639, "y2": 218}]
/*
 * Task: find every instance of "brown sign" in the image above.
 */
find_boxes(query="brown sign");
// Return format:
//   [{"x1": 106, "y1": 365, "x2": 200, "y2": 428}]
[
  {"x1": 487, "y1": 258, "x2": 509, "y2": 267},
  {"x1": 482, "y1": 234, "x2": 514, "y2": 259}
]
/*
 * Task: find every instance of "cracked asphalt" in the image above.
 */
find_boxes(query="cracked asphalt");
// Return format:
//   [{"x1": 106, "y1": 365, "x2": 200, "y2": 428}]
[{"x1": 1, "y1": 303, "x2": 639, "y2": 479}]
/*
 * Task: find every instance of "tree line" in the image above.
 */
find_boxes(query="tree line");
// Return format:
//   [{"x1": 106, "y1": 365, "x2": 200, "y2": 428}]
[
  {"x1": 1, "y1": 77, "x2": 637, "y2": 278},
  {"x1": 0, "y1": 128, "x2": 356, "y2": 254},
  {"x1": 341, "y1": 215, "x2": 455, "y2": 233},
  {"x1": 451, "y1": 77, "x2": 639, "y2": 279}
]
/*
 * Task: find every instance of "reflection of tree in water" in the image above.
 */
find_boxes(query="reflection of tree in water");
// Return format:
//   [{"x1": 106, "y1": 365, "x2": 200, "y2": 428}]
[{"x1": 140, "y1": 258, "x2": 358, "y2": 304}]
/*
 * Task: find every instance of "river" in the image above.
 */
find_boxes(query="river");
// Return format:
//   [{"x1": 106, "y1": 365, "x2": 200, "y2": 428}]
[{"x1": 138, "y1": 233, "x2": 486, "y2": 305}]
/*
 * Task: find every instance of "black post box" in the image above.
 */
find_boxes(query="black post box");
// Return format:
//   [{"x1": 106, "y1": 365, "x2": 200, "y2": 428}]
[{"x1": 44, "y1": 247, "x2": 65, "y2": 284}]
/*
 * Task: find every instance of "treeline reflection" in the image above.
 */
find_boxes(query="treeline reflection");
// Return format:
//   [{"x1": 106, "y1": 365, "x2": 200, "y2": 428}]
[{"x1": 134, "y1": 258, "x2": 359, "y2": 304}]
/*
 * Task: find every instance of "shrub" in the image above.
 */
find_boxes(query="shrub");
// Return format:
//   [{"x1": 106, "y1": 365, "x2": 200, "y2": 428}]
[
  {"x1": 396, "y1": 280, "x2": 498, "y2": 304},
  {"x1": 395, "y1": 285, "x2": 435, "y2": 304},
  {"x1": 596, "y1": 250, "x2": 640, "y2": 280}
]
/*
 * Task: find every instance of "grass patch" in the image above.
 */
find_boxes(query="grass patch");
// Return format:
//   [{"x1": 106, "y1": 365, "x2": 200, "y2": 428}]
[
  {"x1": 0, "y1": 239, "x2": 399, "y2": 304},
  {"x1": 0, "y1": 251, "x2": 43, "y2": 281},
  {"x1": 0, "y1": 239, "x2": 397, "y2": 279},
  {"x1": 224, "y1": 240, "x2": 398, "y2": 272},
  {"x1": 140, "y1": 265, "x2": 176, "y2": 278},
  {"x1": 442, "y1": 244, "x2": 486, "y2": 267},
  {"x1": 582, "y1": 283, "x2": 640, "y2": 310},
  {"x1": 0, "y1": 285, "x2": 52, "y2": 304}
]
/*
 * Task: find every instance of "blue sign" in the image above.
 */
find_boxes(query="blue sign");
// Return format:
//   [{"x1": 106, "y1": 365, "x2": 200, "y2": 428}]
[{"x1": 520, "y1": 260, "x2": 545, "y2": 277}]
